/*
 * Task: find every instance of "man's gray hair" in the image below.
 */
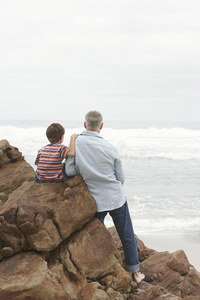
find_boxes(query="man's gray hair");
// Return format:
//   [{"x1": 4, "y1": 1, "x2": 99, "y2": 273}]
[{"x1": 85, "y1": 111, "x2": 103, "y2": 130}]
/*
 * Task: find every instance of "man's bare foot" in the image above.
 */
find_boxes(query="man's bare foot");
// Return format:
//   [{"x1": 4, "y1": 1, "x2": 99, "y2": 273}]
[{"x1": 133, "y1": 272, "x2": 145, "y2": 284}]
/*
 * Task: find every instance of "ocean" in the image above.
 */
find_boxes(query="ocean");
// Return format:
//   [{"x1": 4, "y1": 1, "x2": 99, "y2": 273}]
[{"x1": 0, "y1": 120, "x2": 200, "y2": 236}]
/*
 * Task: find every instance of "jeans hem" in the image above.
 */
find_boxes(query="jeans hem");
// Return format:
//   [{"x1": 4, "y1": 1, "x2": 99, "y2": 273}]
[{"x1": 125, "y1": 263, "x2": 140, "y2": 273}]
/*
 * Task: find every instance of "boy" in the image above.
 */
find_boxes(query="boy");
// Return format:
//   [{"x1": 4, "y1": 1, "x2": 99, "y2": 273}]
[{"x1": 35, "y1": 123, "x2": 78, "y2": 183}]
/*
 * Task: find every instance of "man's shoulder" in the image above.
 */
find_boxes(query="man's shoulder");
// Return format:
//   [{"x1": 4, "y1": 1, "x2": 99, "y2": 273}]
[{"x1": 77, "y1": 134, "x2": 117, "y2": 150}]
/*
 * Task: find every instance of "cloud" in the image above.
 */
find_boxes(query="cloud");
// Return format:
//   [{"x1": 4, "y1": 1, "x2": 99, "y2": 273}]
[{"x1": 0, "y1": 0, "x2": 200, "y2": 122}]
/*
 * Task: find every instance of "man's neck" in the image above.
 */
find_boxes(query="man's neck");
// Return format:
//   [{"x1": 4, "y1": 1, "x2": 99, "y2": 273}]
[{"x1": 86, "y1": 129, "x2": 100, "y2": 133}]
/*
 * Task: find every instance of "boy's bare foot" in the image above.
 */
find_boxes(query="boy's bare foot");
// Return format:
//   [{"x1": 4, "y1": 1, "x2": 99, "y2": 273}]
[{"x1": 132, "y1": 272, "x2": 145, "y2": 284}]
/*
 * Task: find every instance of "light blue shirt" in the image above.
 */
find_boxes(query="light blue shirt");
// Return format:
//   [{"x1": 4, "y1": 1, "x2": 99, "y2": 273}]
[{"x1": 65, "y1": 130, "x2": 126, "y2": 212}]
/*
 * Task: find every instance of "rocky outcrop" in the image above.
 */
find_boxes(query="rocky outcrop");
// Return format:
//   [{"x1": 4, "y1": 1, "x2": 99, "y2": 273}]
[
  {"x1": 0, "y1": 139, "x2": 35, "y2": 200},
  {"x1": 0, "y1": 219, "x2": 135, "y2": 300},
  {"x1": 109, "y1": 228, "x2": 200, "y2": 299},
  {"x1": 0, "y1": 176, "x2": 97, "y2": 260},
  {"x1": 0, "y1": 140, "x2": 200, "y2": 299}
]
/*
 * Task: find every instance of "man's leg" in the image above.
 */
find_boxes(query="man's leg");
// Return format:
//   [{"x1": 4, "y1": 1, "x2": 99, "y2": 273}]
[
  {"x1": 97, "y1": 204, "x2": 144, "y2": 283},
  {"x1": 109, "y1": 202, "x2": 140, "y2": 273},
  {"x1": 94, "y1": 211, "x2": 107, "y2": 225}
]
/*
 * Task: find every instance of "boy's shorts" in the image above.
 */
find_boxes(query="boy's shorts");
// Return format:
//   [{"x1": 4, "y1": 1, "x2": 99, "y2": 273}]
[{"x1": 35, "y1": 173, "x2": 42, "y2": 183}]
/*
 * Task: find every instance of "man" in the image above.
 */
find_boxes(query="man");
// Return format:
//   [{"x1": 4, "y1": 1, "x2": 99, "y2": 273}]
[{"x1": 65, "y1": 111, "x2": 145, "y2": 283}]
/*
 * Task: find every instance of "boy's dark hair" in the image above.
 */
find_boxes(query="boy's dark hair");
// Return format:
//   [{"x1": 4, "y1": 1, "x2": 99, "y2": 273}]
[{"x1": 46, "y1": 123, "x2": 65, "y2": 144}]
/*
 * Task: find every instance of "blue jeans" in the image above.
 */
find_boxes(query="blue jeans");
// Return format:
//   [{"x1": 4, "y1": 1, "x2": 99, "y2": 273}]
[{"x1": 95, "y1": 201, "x2": 140, "y2": 273}]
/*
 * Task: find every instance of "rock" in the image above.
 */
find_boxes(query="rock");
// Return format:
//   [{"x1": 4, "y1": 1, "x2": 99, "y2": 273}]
[
  {"x1": 0, "y1": 251, "x2": 76, "y2": 300},
  {"x1": 0, "y1": 219, "x2": 137, "y2": 300},
  {"x1": 0, "y1": 139, "x2": 35, "y2": 197},
  {"x1": 0, "y1": 148, "x2": 10, "y2": 167},
  {"x1": 0, "y1": 175, "x2": 97, "y2": 259},
  {"x1": 108, "y1": 227, "x2": 200, "y2": 299},
  {"x1": 0, "y1": 140, "x2": 10, "y2": 152},
  {"x1": 127, "y1": 284, "x2": 180, "y2": 299},
  {"x1": 0, "y1": 141, "x2": 200, "y2": 299},
  {"x1": 180, "y1": 267, "x2": 200, "y2": 298},
  {"x1": 77, "y1": 282, "x2": 110, "y2": 300},
  {"x1": 139, "y1": 250, "x2": 191, "y2": 298},
  {"x1": 61, "y1": 218, "x2": 137, "y2": 294},
  {"x1": 0, "y1": 139, "x2": 23, "y2": 166},
  {"x1": 0, "y1": 193, "x2": 7, "y2": 204}
]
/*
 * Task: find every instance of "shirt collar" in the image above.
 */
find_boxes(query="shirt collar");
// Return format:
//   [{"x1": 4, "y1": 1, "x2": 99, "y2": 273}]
[{"x1": 80, "y1": 130, "x2": 103, "y2": 138}]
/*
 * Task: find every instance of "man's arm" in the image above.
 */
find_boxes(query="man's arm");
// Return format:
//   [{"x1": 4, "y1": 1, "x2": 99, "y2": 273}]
[
  {"x1": 114, "y1": 158, "x2": 125, "y2": 184},
  {"x1": 66, "y1": 134, "x2": 79, "y2": 157},
  {"x1": 113, "y1": 146, "x2": 125, "y2": 184},
  {"x1": 65, "y1": 156, "x2": 78, "y2": 176}
]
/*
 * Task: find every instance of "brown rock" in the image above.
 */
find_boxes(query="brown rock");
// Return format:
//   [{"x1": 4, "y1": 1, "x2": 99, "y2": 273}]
[
  {"x1": 78, "y1": 282, "x2": 110, "y2": 300},
  {"x1": 0, "y1": 139, "x2": 24, "y2": 167},
  {"x1": 127, "y1": 284, "x2": 181, "y2": 299},
  {"x1": 0, "y1": 140, "x2": 10, "y2": 167},
  {"x1": 60, "y1": 218, "x2": 137, "y2": 294},
  {"x1": 105, "y1": 287, "x2": 125, "y2": 300},
  {"x1": 109, "y1": 226, "x2": 200, "y2": 299},
  {"x1": 0, "y1": 251, "x2": 78, "y2": 300},
  {"x1": 65, "y1": 218, "x2": 121, "y2": 279},
  {"x1": 0, "y1": 139, "x2": 10, "y2": 152},
  {"x1": 139, "y1": 251, "x2": 189, "y2": 297},
  {"x1": 0, "y1": 175, "x2": 97, "y2": 259},
  {"x1": 0, "y1": 219, "x2": 136, "y2": 300},
  {"x1": 180, "y1": 267, "x2": 200, "y2": 298},
  {"x1": 5, "y1": 146, "x2": 23, "y2": 162},
  {"x1": 0, "y1": 160, "x2": 35, "y2": 195},
  {"x1": 0, "y1": 140, "x2": 35, "y2": 198},
  {"x1": 0, "y1": 193, "x2": 7, "y2": 203}
]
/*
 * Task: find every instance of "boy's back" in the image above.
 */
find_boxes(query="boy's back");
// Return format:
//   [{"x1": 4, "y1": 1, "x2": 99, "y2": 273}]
[
  {"x1": 35, "y1": 123, "x2": 78, "y2": 183},
  {"x1": 35, "y1": 143, "x2": 68, "y2": 182}
]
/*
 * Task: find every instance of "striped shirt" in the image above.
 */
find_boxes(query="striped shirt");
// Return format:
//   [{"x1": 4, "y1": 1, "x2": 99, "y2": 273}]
[{"x1": 35, "y1": 144, "x2": 68, "y2": 182}]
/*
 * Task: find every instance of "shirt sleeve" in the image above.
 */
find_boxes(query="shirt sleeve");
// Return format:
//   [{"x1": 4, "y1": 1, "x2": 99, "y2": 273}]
[
  {"x1": 65, "y1": 156, "x2": 78, "y2": 176},
  {"x1": 35, "y1": 151, "x2": 40, "y2": 165},
  {"x1": 60, "y1": 145, "x2": 68, "y2": 160},
  {"x1": 113, "y1": 147, "x2": 125, "y2": 184},
  {"x1": 114, "y1": 158, "x2": 125, "y2": 184}
]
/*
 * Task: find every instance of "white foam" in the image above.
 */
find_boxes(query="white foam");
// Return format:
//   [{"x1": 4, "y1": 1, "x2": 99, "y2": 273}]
[
  {"x1": 1, "y1": 125, "x2": 200, "y2": 160},
  {"x1": 102, "y1": 127, "x2": 200, "y2": 160}
]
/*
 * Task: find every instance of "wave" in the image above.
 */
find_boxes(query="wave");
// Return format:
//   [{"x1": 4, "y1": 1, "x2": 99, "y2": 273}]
[
  {"x1": 104, "y1": 215, "x2": 200, "y2": 233},
  {"x1": 104, "y1": 127, "x2": 200, "y2": 160},
  {"x1": 0, "y1": 125, "x2": 200, "y2": 160}
]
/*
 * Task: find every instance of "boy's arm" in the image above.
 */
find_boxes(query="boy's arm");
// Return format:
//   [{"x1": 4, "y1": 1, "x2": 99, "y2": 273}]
[
  {"x1": 66, "y1": 134, "x2": 79, "y2": 157},
  {"x1": 35, "y1": 152, "x2": 40, "y2": 165}
]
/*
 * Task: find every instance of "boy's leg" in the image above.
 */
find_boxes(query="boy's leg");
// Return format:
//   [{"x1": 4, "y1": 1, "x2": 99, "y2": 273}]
[
  {"x1": 35, "y1": 173, "x2": 42, "y2": 183},
  {"x1": 62, "y1": 162, "x2": 68, "y2": 180},
  {"x1": 109, "y1": 202, "x2": 140, "y2": 273}
]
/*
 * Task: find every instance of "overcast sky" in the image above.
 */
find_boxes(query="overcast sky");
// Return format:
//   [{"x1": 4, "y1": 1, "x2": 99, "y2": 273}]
[{"x1": 0, "y1": 0, "x2": 200, "y2": 123}]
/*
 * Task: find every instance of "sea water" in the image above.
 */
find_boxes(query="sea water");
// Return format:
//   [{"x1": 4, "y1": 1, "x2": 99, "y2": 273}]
[{"x1": 0, "y1": 120, "x2": 200, "y2": 236}]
